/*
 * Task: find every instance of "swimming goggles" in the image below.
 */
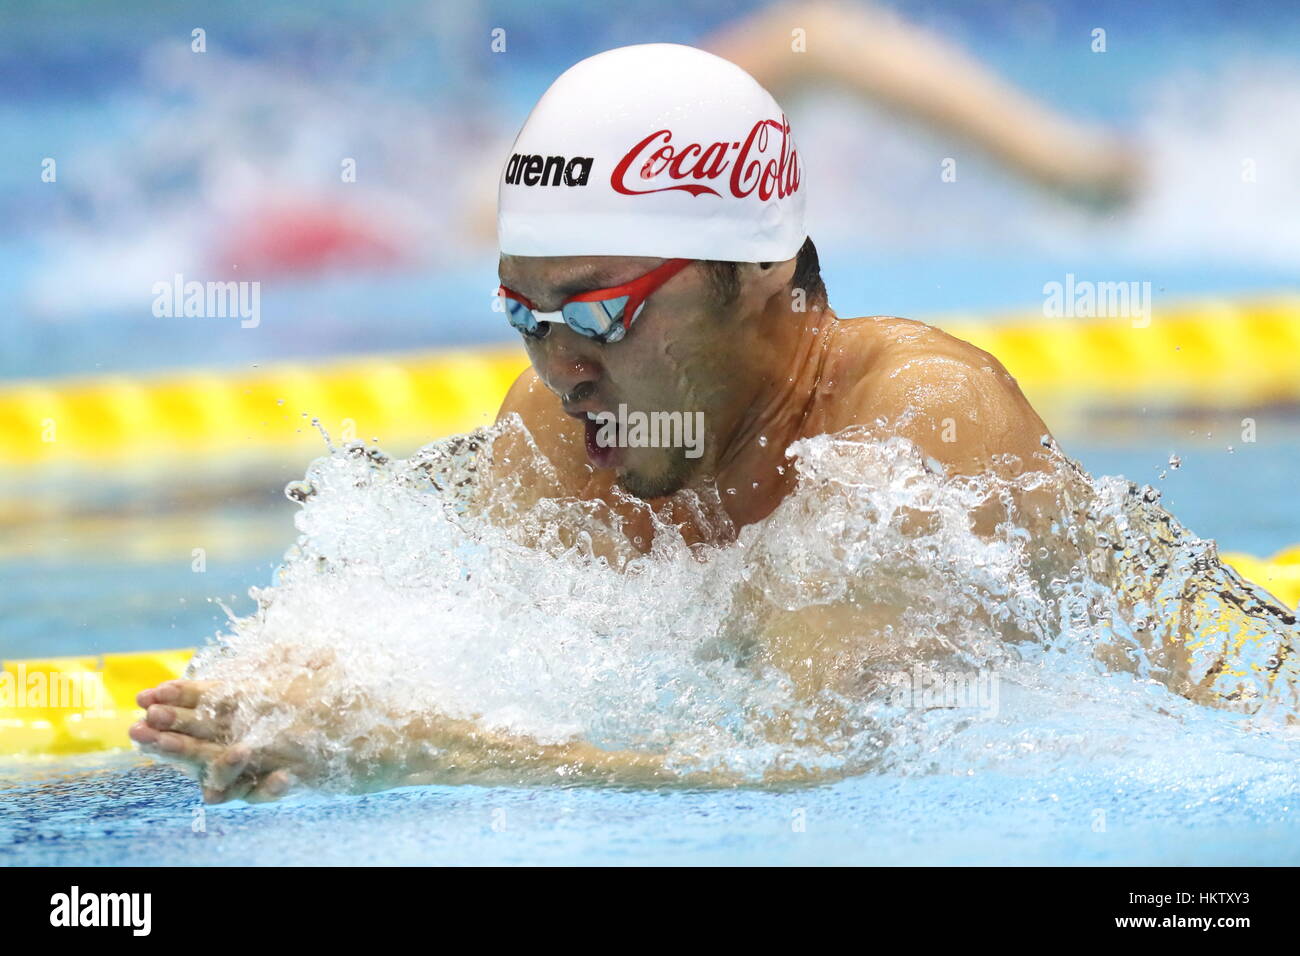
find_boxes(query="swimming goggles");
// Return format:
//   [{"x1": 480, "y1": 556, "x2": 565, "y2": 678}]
[{"x1": 497, "y1": 258, "x2": 693, "y2": 343}]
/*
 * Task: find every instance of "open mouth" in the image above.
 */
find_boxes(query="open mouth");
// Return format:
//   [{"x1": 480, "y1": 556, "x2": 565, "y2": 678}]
[{"x1": 581, "y1": 411, "x2": 622, "y2": 468}]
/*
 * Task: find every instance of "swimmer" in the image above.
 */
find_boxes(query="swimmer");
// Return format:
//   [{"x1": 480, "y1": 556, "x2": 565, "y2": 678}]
[{"x1": 127, "y1": 45, "x2": 1110, "y2": 801}]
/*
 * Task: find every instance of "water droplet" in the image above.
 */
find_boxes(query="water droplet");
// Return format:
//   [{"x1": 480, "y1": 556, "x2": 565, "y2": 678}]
[{"x1": 285, "y1": 480, "x2": 316, "y2": 503}]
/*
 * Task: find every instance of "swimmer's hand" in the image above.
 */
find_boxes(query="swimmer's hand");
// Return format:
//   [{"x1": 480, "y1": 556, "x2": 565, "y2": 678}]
[{"x1": 131, "y1": 678, "x2": 317, "y2": 804}]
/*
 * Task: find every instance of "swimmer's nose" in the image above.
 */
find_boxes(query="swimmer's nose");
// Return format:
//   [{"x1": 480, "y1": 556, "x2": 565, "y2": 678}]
[
  {"x1": 536, "y1": 336, "x2": 602, "y2": 400},
  {"x1": 562, "y1": 379, "x2": 597, "y2": 408}
]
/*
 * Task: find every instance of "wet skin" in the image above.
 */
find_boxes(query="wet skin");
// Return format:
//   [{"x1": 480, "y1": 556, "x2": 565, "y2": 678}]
[{"x1": 133, "y1": 252, "x2": 1057, "y2": 799}]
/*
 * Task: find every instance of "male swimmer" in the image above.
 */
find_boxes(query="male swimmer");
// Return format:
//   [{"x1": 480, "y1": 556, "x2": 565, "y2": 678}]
[{"x1": 131, "y1": 44, "x2": 1066, "y2": 802}]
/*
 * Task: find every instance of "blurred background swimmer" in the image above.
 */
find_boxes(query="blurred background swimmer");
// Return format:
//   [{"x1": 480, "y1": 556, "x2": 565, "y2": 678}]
[{"x1": 705, "y1": 0, "x2": 1139, "y2": 205}]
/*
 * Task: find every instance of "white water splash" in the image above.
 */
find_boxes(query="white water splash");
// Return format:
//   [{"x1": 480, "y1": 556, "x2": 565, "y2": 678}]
[{"x1": 190, "y1": 418, "x2": 1300, "y2": 790}]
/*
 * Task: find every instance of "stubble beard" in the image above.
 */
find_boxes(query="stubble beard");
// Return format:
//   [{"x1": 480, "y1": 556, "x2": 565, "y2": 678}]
[{"x1": 615, "y1": 447, "x2": 696, "y2": 500}]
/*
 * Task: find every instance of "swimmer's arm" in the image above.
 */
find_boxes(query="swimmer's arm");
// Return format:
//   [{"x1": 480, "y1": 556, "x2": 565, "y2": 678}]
[
  {"x1": 322, "y1": 708, "x2": 831, "y2": 792},
  {"x1": 353, "y1": 712, "x2": 677, "y2": 791},
  {"x1": 131, "y1": 677, "x2": 721, "y2": 802},
  {"x1": 494, "y1": 365, "x2": 544, "y2": 429},
  {"x1": 705, "y1": 0, "x2": 1137, "y2": 205},
  {"x1": 494, "y1": 367, "x2": 587, "y2": 479}
]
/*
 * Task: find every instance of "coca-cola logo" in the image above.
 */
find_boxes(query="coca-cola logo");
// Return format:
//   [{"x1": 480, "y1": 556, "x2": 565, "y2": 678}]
[{"x1": 610, "y1": 115, "x2": 800, "y2": 201}]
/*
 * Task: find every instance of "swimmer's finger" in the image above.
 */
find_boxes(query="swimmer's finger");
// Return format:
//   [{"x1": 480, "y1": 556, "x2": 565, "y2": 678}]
[
  {"x1": 135, "y1": 727, "x2": 225, "y2": 766},
  {"x1": 207, "y1": 768, "x2": 294, "y2": 805},
  {"x1": 204, "y1": 773, "x2": 254, "y2": 805},
  {"x1": 136, "y1": 680, "x2": 191, "y2": 708},
  {"x1": 145, "y1": 704, "x2": 222, "y2": 740},
  {"x1": 136, "y1": 680, "x2": 178, "y2": 708},
  {"x1": 245, "y1": 770, "x2": 296, "y2": 804},
  {"x1": 151, "y1": 679, "x2": 221, "y2": 709},
  {"x1": 135, "y1": 686, "x2": 159, "y2": 708},
  {"x1": 204, "y1": 744, "x2": 253, "y2": 793},
  {"x1": 129, "y1": 719, "x2": 165, "y2": 749}
]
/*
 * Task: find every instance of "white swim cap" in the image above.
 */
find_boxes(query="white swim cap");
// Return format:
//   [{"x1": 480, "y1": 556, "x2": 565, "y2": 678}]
[{"x1": 498, "y1": 43, "x2": 806, "y2": 263}]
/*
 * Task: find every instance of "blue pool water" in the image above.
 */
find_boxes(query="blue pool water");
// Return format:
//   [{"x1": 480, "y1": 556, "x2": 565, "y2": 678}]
[{"x1": 3, "y1": 748, "x2": 1297, "y2": 867}]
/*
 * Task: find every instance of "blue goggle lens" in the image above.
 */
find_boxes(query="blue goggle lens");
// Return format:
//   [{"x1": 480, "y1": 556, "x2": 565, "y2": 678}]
[
  {"x1": 563, "y1": 296, "x2": 628, "y2": 338},
  {"x1": 502, "y1": 294, "x2": 633, "y2": 343},
  {"x1": 504, "y1": 297, "x2": 539, "y2": 334}
]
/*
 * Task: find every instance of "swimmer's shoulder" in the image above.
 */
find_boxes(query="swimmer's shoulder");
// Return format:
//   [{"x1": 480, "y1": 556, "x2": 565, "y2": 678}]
[
  {"x1": 821, "y1": 314, "x2": 1052, "y2": 473},
  {"x1": 827, "y1": 314, "x2": 1011, "y2": 379},
  {"x1": 821, "y1": 314, "x2": 1007, "y2": 406},
  {"x1": 495, "y1": 367, "x2": 592, "y2": 479},
  {"x1": 497, "y1": 365, "x2": 554, "y2": 427}
]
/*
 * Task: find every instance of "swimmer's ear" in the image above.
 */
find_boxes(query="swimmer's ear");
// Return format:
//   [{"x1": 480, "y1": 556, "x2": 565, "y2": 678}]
[{"x1": 735, "y1": 257, "x2": 798, "y2": 303}]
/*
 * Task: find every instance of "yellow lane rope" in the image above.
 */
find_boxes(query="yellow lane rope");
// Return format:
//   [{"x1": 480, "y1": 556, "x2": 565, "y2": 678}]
[
  {"x1": 942, "y1": 294, "x2": 1300, "y2": 406},
  {"x1": 1, "y1": 296, "x2": 1297, "y2": 471},
  {"x1": 1, "y1": 649, "x2": 194, "y2": 758},
  {"x1": 2, "y1": 546, "x2": 1298, "y2": 758},
  {"x1": 0, "y1": 345, "x2": 529, "y2": 469}
]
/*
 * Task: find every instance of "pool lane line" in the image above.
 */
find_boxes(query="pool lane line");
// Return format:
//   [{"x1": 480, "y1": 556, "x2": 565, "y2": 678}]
[
  {"x1": 1, "y1": 648, "x2": 194, "y2": 758},
  {"x1": 0, "y1": 344, "x2": 530, "y2": 468},
  {"x1": 1, "y1": 296, "x2": 1297, "y2": 471}
]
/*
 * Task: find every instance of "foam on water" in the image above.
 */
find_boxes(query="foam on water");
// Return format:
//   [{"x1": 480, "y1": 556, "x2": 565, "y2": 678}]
[{"x1": 186, "y1": 418, "x2": 1300, "y2": 793}]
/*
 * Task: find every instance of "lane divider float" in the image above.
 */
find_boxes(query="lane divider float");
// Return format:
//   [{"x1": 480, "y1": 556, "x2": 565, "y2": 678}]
[{"x1": 1, "y1": 296, "x2": 1297, "y2": 471}]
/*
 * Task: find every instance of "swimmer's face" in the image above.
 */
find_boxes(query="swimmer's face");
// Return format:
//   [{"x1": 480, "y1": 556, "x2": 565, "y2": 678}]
[{"x1": 498, "y1": 254, "x2": 739, "y2": 498}]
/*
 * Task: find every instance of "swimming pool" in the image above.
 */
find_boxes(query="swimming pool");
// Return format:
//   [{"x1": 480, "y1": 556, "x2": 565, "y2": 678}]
[
  {"x1": 3, "y1": 412, "x2": 1298, "y2": 866},
  {"x1": 4, "y1": 0, "x2": 1300, "y2": 868},
  {"x1": 4, "y1": 747, "x2": 1297, "y2": 867}
]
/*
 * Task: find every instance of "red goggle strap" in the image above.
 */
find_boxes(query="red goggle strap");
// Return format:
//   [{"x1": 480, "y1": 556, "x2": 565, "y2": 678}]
[
  {"x1": 499, "y1": 258, "x2": 692, "y2": 331},
  {"x1": 565, "y1": 258, "x2": 692, "y2": 330},
  {"x1": 497, "y1": 286, "x2": 538, "y2": 310}
]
